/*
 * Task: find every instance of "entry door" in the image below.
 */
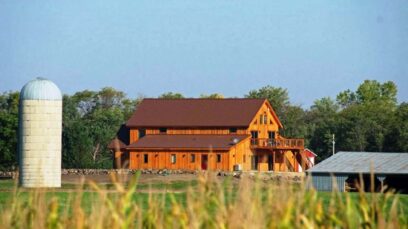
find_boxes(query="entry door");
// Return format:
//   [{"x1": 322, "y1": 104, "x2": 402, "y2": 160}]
[
  {"x1": 268, "y1": 154, "x2": 274, "y2": 171},
  {"x1": 251, "y1": 155, "x2": 258, "y2": 170},
  {"x1": 201, "y1": 154, "x2": 208, "y2": 170}
]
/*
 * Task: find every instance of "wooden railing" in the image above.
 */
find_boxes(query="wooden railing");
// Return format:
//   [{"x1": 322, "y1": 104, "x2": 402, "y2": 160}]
[{"x1": 250, "y1": 138, "x2": 304, "y2": 149}]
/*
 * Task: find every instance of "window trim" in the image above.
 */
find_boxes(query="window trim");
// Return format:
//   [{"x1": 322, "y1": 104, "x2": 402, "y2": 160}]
[
  {"x1": 217, "y1": 154, "x2": 221, "y2": 163},
  {"x1": 171, "y1": 154, "x2": 176, "y2": 164}
]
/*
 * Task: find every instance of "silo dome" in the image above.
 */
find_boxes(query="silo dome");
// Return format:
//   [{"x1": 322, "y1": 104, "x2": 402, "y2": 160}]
[
  {"x1": 18, "y1": 77, "x2": 62, "y2": 188},
  {"x1": 20, "y1": 77, "x2": 62, "y2": 101}
]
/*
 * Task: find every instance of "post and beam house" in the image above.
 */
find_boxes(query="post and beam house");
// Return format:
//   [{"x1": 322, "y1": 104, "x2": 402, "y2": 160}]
[{"x1": 109, "y1": 98, "x2": 311, "y2": 172}]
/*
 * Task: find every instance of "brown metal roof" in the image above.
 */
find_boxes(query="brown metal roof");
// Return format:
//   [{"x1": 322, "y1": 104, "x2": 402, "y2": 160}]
[
  {"x1": 127, "y1": 134, "x2": 250, "y2": 150},
  {"x1": 126, "y1": 98, "x2": 269, "y2": 128}
]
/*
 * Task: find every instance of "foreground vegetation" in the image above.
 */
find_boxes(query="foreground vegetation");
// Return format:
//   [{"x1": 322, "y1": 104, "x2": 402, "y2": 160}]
[{"x1": 0, "y1": 173, "x2": 406, "y2": 228}]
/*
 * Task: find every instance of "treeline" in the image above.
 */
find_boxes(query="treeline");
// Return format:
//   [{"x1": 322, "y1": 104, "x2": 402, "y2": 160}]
[{"x1": 0, "y1": 80, "x2": 406, "y2": 169}]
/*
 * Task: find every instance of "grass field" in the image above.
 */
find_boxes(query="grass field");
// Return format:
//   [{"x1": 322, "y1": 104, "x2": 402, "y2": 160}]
[{"x1": 0, "y1": 174, "x2": 407, "y2": 228}]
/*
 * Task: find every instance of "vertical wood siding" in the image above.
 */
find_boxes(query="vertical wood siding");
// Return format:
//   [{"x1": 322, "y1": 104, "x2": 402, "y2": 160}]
[{"x1": 129, "y1": 151, "x2": 231, "y2": 171}]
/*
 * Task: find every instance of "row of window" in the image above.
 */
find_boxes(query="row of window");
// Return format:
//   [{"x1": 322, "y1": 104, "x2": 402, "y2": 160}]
[
  {"x1": 251, "y1": 131, "x2": 276, "y2": 139},
  {"x1": 142, "y1": 128, "x2": 240, "y2": 135},
  {"x1": 142, "y1": 154, "x2": 222, "y2": 164}
]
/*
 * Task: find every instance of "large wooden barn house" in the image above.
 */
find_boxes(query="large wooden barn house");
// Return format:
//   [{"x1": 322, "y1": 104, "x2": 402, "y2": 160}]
[{"x1": 109, "y1": 98, "x2": 312, "y2": 172}]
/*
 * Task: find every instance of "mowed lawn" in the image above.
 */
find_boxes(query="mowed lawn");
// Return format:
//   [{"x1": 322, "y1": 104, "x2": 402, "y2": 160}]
[{"x1": 0, "y1": 178, "x2": 407, "y2": 214}]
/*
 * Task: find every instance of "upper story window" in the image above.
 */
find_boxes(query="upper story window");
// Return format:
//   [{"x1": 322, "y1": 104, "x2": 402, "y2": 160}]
[
  {"x1": 159, "y1": 128, "x2": 167, "y2": 134},
  {"x1": 229, "y1": 128, "x2": 237, "y2": 133},
  {"x1": 139, "y1": 129, "x2": 146, "y2": 138},
  {"x1": 263, "y1": 114, "x2": 267, "y2": 124},
  {"x1": 268, "y1": 131, "x2": 275, "y2": 140},
  {"x1": 259, "y1": 114, "x2": 263, "y2": 124},
  {"x1": 251, "y1": 131, "x2": 258, "y2": 139}
]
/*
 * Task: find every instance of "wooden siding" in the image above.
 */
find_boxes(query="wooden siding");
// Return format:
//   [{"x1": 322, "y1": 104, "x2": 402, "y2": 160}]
[
  {"x1": 145, "y1": 128, "x2": 247, "y2": 135},
  {"x1": 247, "y1": 101, "x2": 280, "y2": 139},
  {"x1": 228, "y1": 138, "x2": 253, "y2": 171},
  {"x1": 130, "y1": 129, "x2": 139, "y2": 143},
  {"x1": 129, "y1": 151, "x2": 230, "y2": 171}
]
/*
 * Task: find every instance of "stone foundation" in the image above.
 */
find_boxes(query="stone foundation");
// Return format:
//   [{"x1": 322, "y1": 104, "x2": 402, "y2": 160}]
[{"x1": 0, "y1": 169, "x2": 305, "y2": 183}]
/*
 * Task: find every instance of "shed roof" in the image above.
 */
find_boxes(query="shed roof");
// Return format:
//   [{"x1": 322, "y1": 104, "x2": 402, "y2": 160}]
[
  {"x1": 127, "y1": 134, "x2": 249, "y2": 150},
  {"x1": 307, "y1": 151, "x2": 408, "y2": 175},
  {"x1": 126, "y1": 98, "x2": 282, "y2": 128}
]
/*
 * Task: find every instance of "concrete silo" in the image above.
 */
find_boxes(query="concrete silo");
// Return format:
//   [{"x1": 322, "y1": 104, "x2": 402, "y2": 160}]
[{"x1": 18, "y1": 77, "x2": 62, "y2": 188}]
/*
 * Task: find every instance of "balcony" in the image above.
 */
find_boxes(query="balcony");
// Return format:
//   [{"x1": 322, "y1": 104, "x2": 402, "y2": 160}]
[{"x1": 250, "y1": 138, "x2": 304, "y2": 150}]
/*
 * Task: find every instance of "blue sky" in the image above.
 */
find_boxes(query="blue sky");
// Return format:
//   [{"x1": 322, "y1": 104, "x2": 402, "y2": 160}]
[{"x1": 0, "y1": 0, "x2": 407, "y2": 107}]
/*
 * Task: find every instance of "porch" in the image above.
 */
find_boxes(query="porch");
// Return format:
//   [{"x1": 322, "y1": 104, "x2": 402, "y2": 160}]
[{"x1": 249, "y1": 138, "x2": 312, "y2": 172}]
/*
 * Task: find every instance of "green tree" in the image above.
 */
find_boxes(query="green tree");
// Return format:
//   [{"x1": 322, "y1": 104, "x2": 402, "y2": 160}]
[
  {"x1": 199, "y1": 93, "x2": 224, "y2": 99},
  {"x1": 384, "y1": 103, "x2": 408, "y2": 152},
  {"x1": 0, "y1": 92, "x2": 19, "y2": 170},
  {"x1": 334, "y1": 80, "x2": 397, "y2": 153},
  {"x1": 306, "y1": 97, "x2": 339, "y2": 160},
  {"x1": 159, "y1": 92, "x2": 184, "y2": 99},
  {"x1": 245, "y1": 86, "x2": 289, "y2": 118},
  {"x1": 280, "y1": 105, "x2": 307, "y2": 138},
  {"x1": 62, "y1": 88, "x2": 135, "y2": 168}
]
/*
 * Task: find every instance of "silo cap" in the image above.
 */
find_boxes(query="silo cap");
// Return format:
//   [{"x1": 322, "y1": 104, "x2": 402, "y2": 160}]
[{"x1": 20, "y1": 77, "x2": 62, "y2": 101}]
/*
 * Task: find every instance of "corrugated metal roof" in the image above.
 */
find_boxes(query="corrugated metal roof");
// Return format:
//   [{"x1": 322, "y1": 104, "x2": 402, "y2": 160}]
[
  {"x1": 20, "y1": 77, "x2": 62, "y2": 101},
  {"x1": 126, "y1": 98, "x2": 282, "y2": 128},
  {"x1": 308, "y1": 151, "x2": 408, "y2": 175},
  {"x1": 127, "y1": 134, "x2": 249, "y2": 150}
]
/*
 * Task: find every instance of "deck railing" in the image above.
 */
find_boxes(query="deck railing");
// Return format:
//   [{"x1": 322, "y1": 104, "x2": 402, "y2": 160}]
[{"x1": 250, "y1": 138, "x2": 304, "y2": 149}]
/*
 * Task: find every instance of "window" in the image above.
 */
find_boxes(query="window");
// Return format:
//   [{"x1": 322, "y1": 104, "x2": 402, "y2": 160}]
[
  {"x1": 268, "y1": 131, "x2": 275, "y2": 140},
  {"x1": 190, "y1": 154, "x2": 196, "y2": 163},
  {"x1": 229, "y1": 128, "x2": 237, "y2": 133},
  {"x1": 143, "y1": 154, "x2": 148, "y2": 163},
  {"x1": 251, "y1": 131, "x2": 258, "y2": 139},
  {"x1": 159, "y1": 128, "x2": 167, "y2": 134},
  {"x1": 171, "y1": 154, "x2": 176, "y2": 164},
  {"x1": 260, "y1": 114, "x2": 263, "y2": 124},
  {"x1": 244, "y1": 155, "x2": 246, "y2": 163},
  {"x1": 139, "y1": 129, "x2": 146, "y2": 138},
  {"x1": 263, "y1": 114, "x2": 267, "y2": 124},
  {"x1": 217, "y1": 154, "x2": 221, "y2": 163}
]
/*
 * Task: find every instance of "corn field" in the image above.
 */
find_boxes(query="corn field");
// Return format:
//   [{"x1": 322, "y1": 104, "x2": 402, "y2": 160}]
[{"x1": 0, "y1": 173, "x2": 406, "y2": 229}]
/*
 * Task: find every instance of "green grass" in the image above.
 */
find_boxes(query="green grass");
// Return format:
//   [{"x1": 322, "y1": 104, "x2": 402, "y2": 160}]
[
  {"x1": 0, "y1": 179, "x2": 198, "y2": 190},
  {"x1": 0, "y1": 178, "x2": 407, "y2": 213},
  {"x1": 0, "y1": 176, "x2": 406, "y2": 228}
]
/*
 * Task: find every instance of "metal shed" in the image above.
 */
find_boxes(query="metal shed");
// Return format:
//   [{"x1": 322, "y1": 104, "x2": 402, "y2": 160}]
[{"x1": 307, "y1": 151, "x2": 408, "y2": 192}]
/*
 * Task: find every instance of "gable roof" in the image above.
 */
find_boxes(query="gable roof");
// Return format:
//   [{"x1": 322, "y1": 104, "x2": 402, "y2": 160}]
[
  {"x1": 126, "y1": 98, "x2": 282, "y2": 128},
  {"x1": 307, "y1": 151, "x2": 408, "y2": 175},
  {"x1": 127, "y1": 134, "x2": 249, "y2": 150}
]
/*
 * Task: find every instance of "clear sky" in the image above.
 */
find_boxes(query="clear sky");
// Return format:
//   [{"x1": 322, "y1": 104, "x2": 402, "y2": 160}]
[{"x1": 0, "y1": 0, "x2": 407, "y2": 107}]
